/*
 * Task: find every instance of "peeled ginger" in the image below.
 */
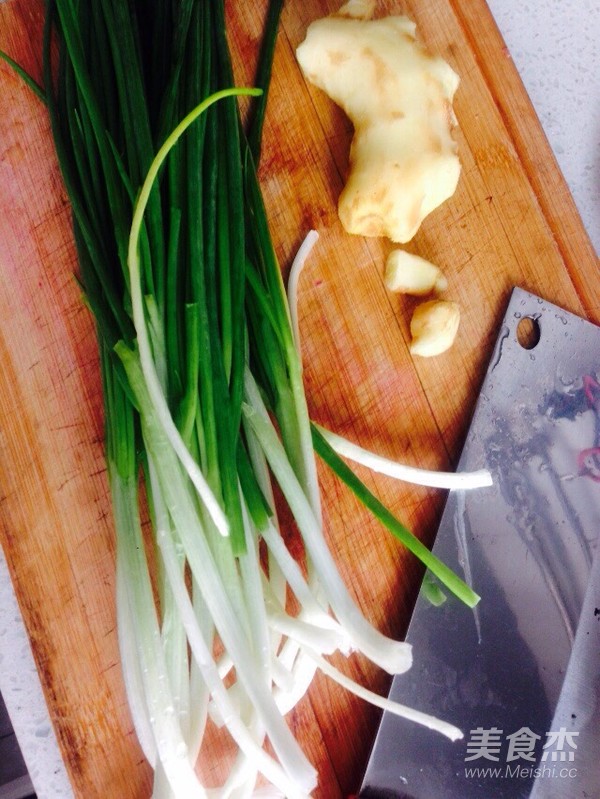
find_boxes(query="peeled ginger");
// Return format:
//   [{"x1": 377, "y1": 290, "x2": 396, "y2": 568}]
[
  {"x1": 384, "y1": 250, "x2": 448, "y2": 296},
  {"x1": 296, "y1": 3, "x2": 461, "y2": 243},
  {"x1": 409, "y1": 300, "x2": 460, "y2": 357}
]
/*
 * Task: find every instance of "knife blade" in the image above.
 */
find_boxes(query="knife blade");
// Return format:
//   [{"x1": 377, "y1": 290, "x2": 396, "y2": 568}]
[{"x1": 359, "y1": 287, "x2": 600, "y2": 799}]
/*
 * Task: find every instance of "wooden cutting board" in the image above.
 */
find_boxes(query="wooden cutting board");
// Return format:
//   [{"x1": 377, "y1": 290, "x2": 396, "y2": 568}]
[{"x1": 0, "y1": 1, "x2": 598, "y2": 797}]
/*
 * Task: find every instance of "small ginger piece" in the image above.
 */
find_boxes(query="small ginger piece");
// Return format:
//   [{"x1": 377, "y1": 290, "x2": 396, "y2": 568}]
[
  {"x1": 384, "y1": 250, "x2": 447, "y2": 295},
  {"x1": 409, "y1": 299, "x2": 460, "y2": 357},
  {"x1": 296, "y1": 7, "x2": 460, "y2": 243}
]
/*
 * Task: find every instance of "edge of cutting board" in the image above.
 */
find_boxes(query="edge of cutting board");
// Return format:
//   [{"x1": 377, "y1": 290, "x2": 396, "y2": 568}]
[{"x1": 0, "y1": 1, "x2": 597, "y2": 797}]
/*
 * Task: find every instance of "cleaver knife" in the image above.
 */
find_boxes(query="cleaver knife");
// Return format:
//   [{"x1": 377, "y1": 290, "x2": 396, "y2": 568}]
[{"x1": 359, "y1": 288, "x2": 600, "y2": 799}]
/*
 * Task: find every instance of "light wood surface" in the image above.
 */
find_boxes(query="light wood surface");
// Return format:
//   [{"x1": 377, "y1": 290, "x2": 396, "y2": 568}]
[{"x1": 0, "y1": 1, "x2": 598, "y2": 796}]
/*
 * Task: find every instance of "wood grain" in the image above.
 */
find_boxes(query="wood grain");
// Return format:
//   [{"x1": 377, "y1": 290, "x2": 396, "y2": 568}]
[{"x1": 0, "y1": 0, "x2": 598, "y2": 797}]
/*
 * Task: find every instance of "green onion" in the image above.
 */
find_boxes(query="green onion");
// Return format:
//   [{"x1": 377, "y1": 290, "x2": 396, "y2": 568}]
[
  {"x1": 0, "y1": 50, "x2": 46, "y2": 102},
  {"x1": 2, "y1": 1, "x2": 491, "y2": 794},
  {"x1": 311, "y1": 425, "x2": 481, "y2": 609}
]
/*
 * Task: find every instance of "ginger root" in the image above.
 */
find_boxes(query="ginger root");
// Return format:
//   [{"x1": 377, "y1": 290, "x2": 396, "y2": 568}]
[
  {"x1": 409, "y1": 300, "x2": 460, "y2": 357},
  {"x1": 384, "y1": 250, "x2": 447, "y2": 295},
  {"x1": 296, "y1": 4, "x2": 461, "y2": 243}
]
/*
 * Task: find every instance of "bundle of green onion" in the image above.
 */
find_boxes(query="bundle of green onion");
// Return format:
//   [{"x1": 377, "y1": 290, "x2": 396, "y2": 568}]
[{"x1": 1, "y1": 0, "x2": 489, "y2": 794}]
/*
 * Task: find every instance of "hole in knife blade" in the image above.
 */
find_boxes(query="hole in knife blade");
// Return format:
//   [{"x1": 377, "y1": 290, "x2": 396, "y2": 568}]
[{"x1": 516, "y1": 315, "x2": 541, "y2": 349}]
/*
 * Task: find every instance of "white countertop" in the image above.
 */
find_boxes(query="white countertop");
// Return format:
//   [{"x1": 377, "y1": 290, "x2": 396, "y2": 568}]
[
  {"x1": 0, "y1": 3, "x2": 598, "y2": 797},
  {"x1": 489, "y1": 0, "x2": 599, "y2": 255}
]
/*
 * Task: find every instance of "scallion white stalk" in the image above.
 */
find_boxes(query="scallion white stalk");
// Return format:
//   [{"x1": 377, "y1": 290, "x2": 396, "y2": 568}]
[
  {"x1": 264, "y1": 590, "x2": 349, "y2": 656},
  {"x1": 111, "y1": 468, "x2": 207, "y2": 799},
  {"x1": 287, "y1": 229, "x2": 319, "y2": 353},
  {"x1": 148, "y1": 459, "x2": 311, "y2": 799},
  {"x1": 272, "y1": 649, "x2": 322, "y2": 717},
  {"x1": 302, "y1": 647, "x2": 463, "y2": 742},
  {"x1": 186, "y1": 584, "x2": 213, "y2": 765},
  {"x1": 261, "y1": 521, "x2": 333, "y2": 626},
  {"x1": 115, "y1": 541, "x2": 157, "y2": 767},
  {"x1": 315, "y1": 423, "x2": 493, "y2": 490},
  {"x1": 242, "y1": 375, "x2": 413, "y2": 676},
  {"x1": 238, "y1": 492, "x2": 272, "y2": 680}
]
